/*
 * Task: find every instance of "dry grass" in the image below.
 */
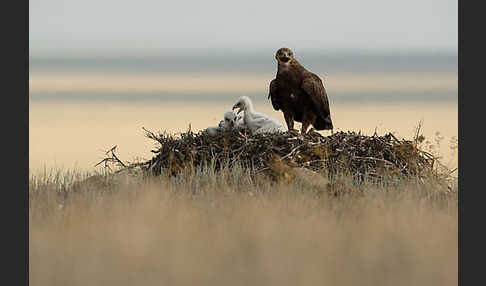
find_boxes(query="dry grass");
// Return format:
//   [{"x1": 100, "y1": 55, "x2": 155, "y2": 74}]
[{"x1": 29, "y1": 164, "x2": 457, "y2": 286}]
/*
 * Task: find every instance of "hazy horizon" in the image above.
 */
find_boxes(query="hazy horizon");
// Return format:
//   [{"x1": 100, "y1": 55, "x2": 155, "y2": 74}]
[
  {"x1": 29, "y1": 51, "x2": 458, "y2": 104},
  {"x1": 30, "y1": 51, "x2": 457, "y2": 75}
]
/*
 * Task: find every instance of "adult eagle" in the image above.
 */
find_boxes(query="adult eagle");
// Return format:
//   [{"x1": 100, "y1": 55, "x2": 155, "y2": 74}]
[{"x1": 268, "y1": 47, "x2": 333, "y2": 134}]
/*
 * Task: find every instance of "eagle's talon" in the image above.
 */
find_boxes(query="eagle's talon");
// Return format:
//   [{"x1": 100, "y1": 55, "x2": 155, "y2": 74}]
[{"x1": 287, "y1": 129, "x2": 299, "y2": 136}]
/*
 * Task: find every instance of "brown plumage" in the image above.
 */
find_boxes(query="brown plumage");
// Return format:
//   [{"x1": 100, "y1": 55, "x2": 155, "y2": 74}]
[{"x1": 268, "y1": 47, "x2": 333, "y2": 134}]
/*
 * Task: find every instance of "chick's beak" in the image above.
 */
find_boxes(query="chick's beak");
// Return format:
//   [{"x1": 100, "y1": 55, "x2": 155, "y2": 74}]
[{"x1": 232, "y1": 104, "x2": 243, "y2": 114}]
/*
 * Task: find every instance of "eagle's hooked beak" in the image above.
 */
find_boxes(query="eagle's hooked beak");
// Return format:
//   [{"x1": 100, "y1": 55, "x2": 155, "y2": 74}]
[{"x1": 278, "y1": 56, "x2": 291, "y2": 63}]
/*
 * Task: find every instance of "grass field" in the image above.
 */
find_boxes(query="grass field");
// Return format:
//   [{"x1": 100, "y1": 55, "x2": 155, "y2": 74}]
[{"x1": 29, "y1": 163, "x2": 457, "y2": 286}]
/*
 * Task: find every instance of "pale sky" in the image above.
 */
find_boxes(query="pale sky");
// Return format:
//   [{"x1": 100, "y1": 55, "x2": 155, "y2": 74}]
[{"x1": 30, "y1": 0, "x2": 457, "y2": 57}]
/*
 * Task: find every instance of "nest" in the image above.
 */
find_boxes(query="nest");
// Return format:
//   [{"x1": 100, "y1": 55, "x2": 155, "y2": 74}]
[{"x1": 98, "y1": 127, "x2": 440, "y2": 183}]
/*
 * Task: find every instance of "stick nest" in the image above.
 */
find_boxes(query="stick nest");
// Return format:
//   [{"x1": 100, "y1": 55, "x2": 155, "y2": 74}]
[{"x1": 98, "y1": 127, "x2": 442, "y2": 183}]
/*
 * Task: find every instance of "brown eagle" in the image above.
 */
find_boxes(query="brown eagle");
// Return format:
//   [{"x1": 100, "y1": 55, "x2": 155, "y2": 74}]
[{"x1": 268, "y1": 47, "x2": 333, "y2": 134}]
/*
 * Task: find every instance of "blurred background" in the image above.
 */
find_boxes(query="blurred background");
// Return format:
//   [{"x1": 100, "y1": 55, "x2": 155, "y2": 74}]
[{"x1": 29, "y1": 0, "x2": 458, "y2": 173}]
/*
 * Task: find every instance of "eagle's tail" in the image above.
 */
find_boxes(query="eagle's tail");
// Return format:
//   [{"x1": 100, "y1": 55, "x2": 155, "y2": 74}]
[
  {"x1": 314, "y1": 115, "x2": 333, "y2": 130},
  {"x1": 323, "y1": 116, "x2": 333, "y2": 130}
]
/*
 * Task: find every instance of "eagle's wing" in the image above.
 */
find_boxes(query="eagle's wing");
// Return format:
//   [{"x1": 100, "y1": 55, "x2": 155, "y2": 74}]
[
  {"x1": 268, "y1": 78, "x2": 280, "y2": 111},
  {"x1": 301, "y1": 74, "x2": 331, "y2": 118}
]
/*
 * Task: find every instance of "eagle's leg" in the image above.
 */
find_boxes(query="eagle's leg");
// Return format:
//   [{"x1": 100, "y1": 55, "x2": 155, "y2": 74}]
[
  {"x1": 284, "y1": 112, "x2": 296, "y2": 132},
  {"x1": 301, "y1": 121, "x2": 310, "y2": 135}
]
